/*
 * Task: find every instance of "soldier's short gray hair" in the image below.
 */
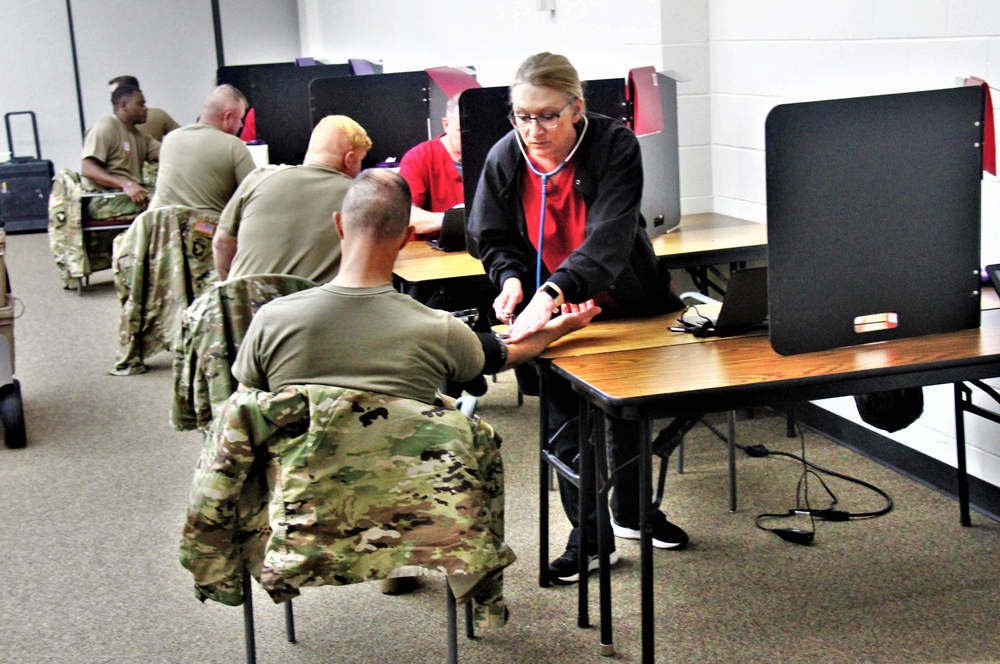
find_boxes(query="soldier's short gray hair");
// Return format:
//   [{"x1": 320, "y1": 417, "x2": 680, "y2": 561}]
[{"x1": 341, "y1": 169, "x2": 412, "y2": 241}]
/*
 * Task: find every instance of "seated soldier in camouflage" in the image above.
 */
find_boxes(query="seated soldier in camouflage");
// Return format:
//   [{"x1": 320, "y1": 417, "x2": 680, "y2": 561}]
[
  {"x1": 182, "y1": 383, "x2": 516, "y2": 630},
  {"x1": 233, "y1": 169, "x2": 600, "y2": 599},
  {"x1": 80, "y1": 83, "x2": 160, "y2": 220}
]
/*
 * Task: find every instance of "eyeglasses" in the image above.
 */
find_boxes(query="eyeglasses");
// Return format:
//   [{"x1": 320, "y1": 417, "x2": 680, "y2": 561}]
[{"x1": 508, "y1": 100, "x2": 575, "y2": 130}]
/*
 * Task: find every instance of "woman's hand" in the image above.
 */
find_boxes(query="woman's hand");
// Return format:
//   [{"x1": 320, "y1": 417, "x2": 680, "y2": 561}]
[
  {"x1": 506, "y1": 289, "x2": 560, "y2": 343},
  {"x1": 494, "y1": 277, "x2": 523, "y2": 324}
]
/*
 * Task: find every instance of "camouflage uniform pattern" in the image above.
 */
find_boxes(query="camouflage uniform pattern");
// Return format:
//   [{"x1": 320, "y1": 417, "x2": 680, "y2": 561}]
[
  {"x1": 47, "y1": 169, "x2": 131, "y2": 289},
  {"x1": 171, "y1": 274, "x2": 318, "y2": 431},
  {"x1": 179, "y1": 385, "x2": 514, "y2": 629},
  {"x1": 85, "y1": 193, "x2": 143, "y2": 221},
  {"x1": 110, "y1": 206, "x2": 220, "y2": 375},
  {"x1": 84, "y1": 161, "x2": 159, "y2": 221},
  {"x1": 47, "y1": 169, "x2": 87, "y2": 289}
]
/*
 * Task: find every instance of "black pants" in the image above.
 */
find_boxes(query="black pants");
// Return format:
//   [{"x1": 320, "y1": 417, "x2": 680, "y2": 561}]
[{"x1": 524, "y1": 366, "x2": 642, "y2": 551}]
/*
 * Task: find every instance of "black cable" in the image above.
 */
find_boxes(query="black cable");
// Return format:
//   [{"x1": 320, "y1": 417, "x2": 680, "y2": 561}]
[
  {"x1": 754, "y1": 426, "x2": 817, "y2": 544},
  {"x1": 738, "y1": 421, "x2": 894, "y2": 521}
]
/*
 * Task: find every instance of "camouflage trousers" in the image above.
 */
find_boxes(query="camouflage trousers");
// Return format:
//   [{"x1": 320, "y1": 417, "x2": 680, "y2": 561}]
[
  {"x1": 85, "y1": 192, "x2": 146, "y2": 221},
  {"x1": 84, "y1": 161, "x2": 158, "y2": 220}
]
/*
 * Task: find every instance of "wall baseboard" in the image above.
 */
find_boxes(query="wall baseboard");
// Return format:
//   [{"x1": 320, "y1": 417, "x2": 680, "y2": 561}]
[{"x1": 787, "y1": 402, "x2": 1000, "y2": 524}]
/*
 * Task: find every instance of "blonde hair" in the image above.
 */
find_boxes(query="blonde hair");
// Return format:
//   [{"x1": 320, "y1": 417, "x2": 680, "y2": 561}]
[
  {"x1": 310, "y1": 115, "x2": 373, "y2": 154},
  {"x1": 510, "y1": 52, "x2": 585, "y2": 109}
]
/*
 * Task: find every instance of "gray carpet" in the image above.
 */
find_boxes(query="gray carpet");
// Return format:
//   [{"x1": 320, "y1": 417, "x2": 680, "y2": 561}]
[{"x1": 2, "y1": 231, "x2": 999, "y2": 663}]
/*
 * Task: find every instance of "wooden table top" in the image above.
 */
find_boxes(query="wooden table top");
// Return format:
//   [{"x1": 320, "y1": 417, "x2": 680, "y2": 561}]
[
  {"x1": 651, "y1": 212, "x2": 767, "y2": 265},
  {"x1": 393, "y1": 213, "x2": 767, "y2": 284},
  {"x1": 536, "y1": 281, "x2": 999, "y2": 373},
  {"x1": 537, "y1": 309, "x2": 753, "y2": 360},
  {"x1": 552, "y1": 308, "x2": 1000, "y2": 410},
  {"x1": 393, "y1": 240, "x2": 486, "y2": 282}
]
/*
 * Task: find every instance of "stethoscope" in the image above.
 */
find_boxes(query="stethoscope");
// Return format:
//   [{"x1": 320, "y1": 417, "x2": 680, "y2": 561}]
[{"x1": 514, "y1": 114, "x2": 589, "y2": 290}]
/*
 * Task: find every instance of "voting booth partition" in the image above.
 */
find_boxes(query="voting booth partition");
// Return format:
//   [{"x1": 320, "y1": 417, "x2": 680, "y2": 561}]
[
  {"x1": 458, "y1": 67, "x2": 682, "y2": 257},
  {"x1": 765, "y1": 85, "x2": 986, "y2": 356},
  {"x1": 628, "y1": 68, "x2": 682, "y2": 237},
  {"x1": 217, "y1": 61, "x2": 354, "y2": 166},
  {"x1": 308, "y1": 67, "x2": 479, "y2": 171}
]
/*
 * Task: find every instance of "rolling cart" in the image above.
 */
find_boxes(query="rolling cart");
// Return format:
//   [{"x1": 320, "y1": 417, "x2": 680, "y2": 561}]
[{"x1": 0, "y1": 229, "x2": 25, "y2": 448}]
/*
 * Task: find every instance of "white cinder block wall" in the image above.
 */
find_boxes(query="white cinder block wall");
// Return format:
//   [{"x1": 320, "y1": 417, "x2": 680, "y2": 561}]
[
  {"x1": 298, "y1": 0, "x2": 712, "y2": 209},
  {"x1": 707, "y1": 0, "x2": 1000, "y2": 489},
  {"x1": 1, "y1": 0, "x2": 301, "y2": 175}
]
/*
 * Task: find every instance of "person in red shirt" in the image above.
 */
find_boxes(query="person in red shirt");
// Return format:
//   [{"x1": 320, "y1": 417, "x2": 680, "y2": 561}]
[
  {"x1": 399, "y1": 94, "x2": 493, "y2": 399},
  {"x1": 399, "y1": 95, "x2": 465, "y2": 241}
]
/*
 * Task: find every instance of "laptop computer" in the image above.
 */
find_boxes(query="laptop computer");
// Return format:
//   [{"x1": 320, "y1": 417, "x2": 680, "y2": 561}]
[{"x1": 679, "y1": 266, "x2": 769, "y2": 336}]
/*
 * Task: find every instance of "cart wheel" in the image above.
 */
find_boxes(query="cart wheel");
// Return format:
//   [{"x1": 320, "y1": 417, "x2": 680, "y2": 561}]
[{"x1": 1, "y1": 379, "x2": 26, "y2": 449}]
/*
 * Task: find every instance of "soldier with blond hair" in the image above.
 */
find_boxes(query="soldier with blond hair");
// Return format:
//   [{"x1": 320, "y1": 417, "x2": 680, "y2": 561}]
[{"x1": 213, "y1": 115, "x2": 372, "y2": 283}]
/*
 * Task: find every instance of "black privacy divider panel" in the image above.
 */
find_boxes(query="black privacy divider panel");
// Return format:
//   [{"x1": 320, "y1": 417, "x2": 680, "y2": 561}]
[
  {"x1": 632, "y1": 72, "x2": 681, "y2": 237},
  {"x1": 765, "y1": 85, "x2": 984, "y2": 355},
  {"x1": 218, "y1": 62, "x2": 353, "y2": 166},
  {"x1": 459, "y1": 86, "x2": 512, "y2": 219},
  {"x1": 310, "y1": 72, "x2": 429, "y2": 170}
]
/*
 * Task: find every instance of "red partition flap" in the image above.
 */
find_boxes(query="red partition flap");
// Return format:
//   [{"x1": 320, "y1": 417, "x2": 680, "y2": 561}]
[
  {"x1": 965, "y1": 76, "x2": 996, "y2": 175},
  {"x1": 426, "y1": 67, "x2": 481, "y2": 98},
  {"x1": 627, "y1": 66, "x2": 663, "y2": 136}
]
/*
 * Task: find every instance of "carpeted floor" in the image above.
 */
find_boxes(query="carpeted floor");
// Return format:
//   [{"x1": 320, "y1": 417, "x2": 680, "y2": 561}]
[{"x1": 2, "y1": 231, "x2": 999, "y2": 663}]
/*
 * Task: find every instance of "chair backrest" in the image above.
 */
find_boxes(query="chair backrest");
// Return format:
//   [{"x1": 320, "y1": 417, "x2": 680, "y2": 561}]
[
  {"x1": 111, "y1": 205, "x2": 220, "y2": 375},
  {"x1": 179, "y1": 384, "x2": 514, "y2": 607},
  {"x1": 47, "y1": 169, "x2": 84, "y2": 286},
  {"x1": 170, "y1": 273, "x2": 318, "y2": 431}
]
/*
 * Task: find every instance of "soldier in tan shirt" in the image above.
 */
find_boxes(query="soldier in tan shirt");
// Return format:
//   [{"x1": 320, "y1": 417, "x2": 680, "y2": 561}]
[
  {"x1": 148, "y1": 85, "x2": 255, "y2": 213},
  {"x1": 80, "y1": 84, "x2": 160, "y2": 220},
  {"x1": 108, "y1": 75, "x2": 180, "y2": 142}
]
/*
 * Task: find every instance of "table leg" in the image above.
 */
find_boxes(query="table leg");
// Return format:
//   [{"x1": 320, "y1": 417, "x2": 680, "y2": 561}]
[
  {"x1": 594, "y1": 410, "x2": 614, "y2": 656},
  {"x1": 953, "y1": 380, "x2": 1000, "y2": 526},
  {"x1": 954, "y1": 383, "x2": 972, "y2": 527},
  {"x1": 539, "y1": 368, "x2": 551, "y2": 587},
  {"x1": 640, "y1": 417, "x2": 654, "y2": 664},
  {"x1": 577, "y1": 398, "x2": 592, "y2": 629},
  {"x1": 728, "y1": 410, "x2": 738, "y2": 512}
]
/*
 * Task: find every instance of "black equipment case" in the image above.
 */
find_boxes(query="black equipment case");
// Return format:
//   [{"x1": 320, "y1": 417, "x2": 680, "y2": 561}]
[{"x1": 0, "y1": 111, "x2": 54, "y2": 233}]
